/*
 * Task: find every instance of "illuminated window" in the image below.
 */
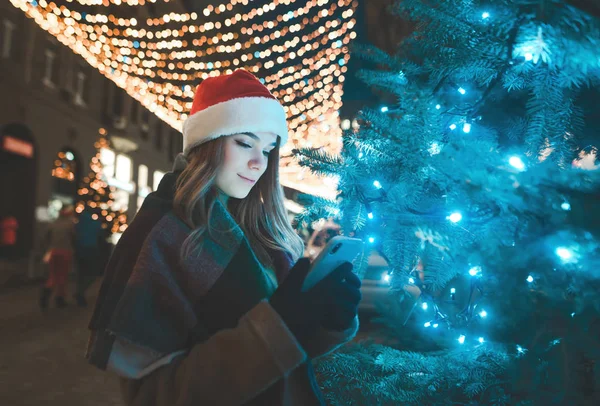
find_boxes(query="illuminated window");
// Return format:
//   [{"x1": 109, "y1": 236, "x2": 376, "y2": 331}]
[
  {"x1": 100, "y1": 148, "x2": 115, "y2": 178},
  {"x1": 153, "y1": 170, "x2": 165, "y2": 192},
  {"x1": 115, "y1": 154, "x2": 132, "y2": 183},
  {"x1": 137, "y1": 164, "x2": 151, "y2": 210}
]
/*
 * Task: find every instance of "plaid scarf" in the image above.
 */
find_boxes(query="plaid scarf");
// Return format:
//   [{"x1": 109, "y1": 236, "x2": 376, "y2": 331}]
[{"x1": 86, "y1": 170, "x2": 292, "y2": 369}]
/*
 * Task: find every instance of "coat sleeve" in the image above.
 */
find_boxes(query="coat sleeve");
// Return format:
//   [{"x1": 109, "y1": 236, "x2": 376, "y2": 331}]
[{"x1": 116, "y1": 300, "x2": 307, "y2": 406}]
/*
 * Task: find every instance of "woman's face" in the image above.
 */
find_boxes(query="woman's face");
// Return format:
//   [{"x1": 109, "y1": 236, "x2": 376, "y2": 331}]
[{"x1": 215, "y1": 131, "x2": 278, "y2": 199}]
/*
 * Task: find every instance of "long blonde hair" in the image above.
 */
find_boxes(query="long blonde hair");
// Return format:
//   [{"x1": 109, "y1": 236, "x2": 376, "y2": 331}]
[{"x1": 173, "y1": 136, "x2": 304, "y2": 269}]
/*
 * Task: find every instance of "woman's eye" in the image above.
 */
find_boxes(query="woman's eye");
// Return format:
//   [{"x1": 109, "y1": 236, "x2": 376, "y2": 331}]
[
  {"x1": 263, "y1": 151, "x2": 271, "y2": 157},
  {"x1": 236, "y1": 141, "x2": 251, "y2": 148}
]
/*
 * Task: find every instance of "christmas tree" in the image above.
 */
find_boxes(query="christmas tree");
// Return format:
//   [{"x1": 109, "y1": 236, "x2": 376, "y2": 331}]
[
  {"x1": 75, "y1": 133, "x2": 128, "y2": 236},
  {"x1": 294, "y1": 1, "x2": 600, "y2": 404}
]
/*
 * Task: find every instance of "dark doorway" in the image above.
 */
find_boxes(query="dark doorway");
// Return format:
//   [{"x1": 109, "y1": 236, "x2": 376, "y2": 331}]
[{"x1": 0, "y1": 123, "x2": 37, "y2": 260}]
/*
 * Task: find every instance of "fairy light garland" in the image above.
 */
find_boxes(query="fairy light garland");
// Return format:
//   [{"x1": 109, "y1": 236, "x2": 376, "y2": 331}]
[{"x1": 12, "y1": 0, "x2": 355, "y2": 198}]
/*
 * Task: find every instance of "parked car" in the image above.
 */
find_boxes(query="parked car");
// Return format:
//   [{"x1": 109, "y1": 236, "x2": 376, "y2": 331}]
[{"x1": 304, "y1": 222, "x2": 392, "y2": 315}]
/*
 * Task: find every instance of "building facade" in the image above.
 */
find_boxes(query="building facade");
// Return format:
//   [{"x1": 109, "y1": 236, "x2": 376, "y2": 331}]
[{"x1": 0, "y1": 1, "x2": 184, "y2": 282}]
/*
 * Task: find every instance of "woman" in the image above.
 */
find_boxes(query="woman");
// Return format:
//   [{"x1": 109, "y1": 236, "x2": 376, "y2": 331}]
[
  {"x1": 86, "y1": 69, "x2": 361, "y2": 405},
  {"x1": 40, "y1": 205, "x2": 75, "y2": 310}
]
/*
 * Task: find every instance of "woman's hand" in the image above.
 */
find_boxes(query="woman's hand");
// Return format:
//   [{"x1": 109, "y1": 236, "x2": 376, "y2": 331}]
[
  {"x1": 269, "y1": 258, "x2": 362, "y2": 345},
  {"x1": 320, "y1": 266, "x2": 361, "y2": 331}
]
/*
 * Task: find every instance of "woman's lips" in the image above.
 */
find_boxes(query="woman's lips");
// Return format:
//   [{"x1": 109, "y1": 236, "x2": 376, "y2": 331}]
[{"x1": 238, "y1": 174, "x2": 256, "y2": 184}]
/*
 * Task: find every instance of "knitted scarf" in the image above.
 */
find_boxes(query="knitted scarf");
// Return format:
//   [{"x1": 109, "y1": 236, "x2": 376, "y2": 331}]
[{"x1": 86, "y1": 171, "x2": 292, "y2": 369}]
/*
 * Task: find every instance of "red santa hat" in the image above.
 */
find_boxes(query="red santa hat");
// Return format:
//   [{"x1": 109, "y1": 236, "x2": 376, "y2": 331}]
[{"x1": 182, "y1": 69, "x2": 289, "y2": 155}]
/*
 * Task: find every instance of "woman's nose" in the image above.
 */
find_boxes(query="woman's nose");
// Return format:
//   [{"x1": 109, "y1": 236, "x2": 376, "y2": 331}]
[{"x1": 249, "y1": 154, "x2": 266, "y2": 171}]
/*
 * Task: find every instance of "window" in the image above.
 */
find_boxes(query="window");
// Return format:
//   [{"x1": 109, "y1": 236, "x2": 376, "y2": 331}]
[
  {"x1": 43, "y1": 49, "x2": 56, "y2": 87},
  {"x1": 153, "y1": 170, "x2": 165, "y2": 192},
  {"x1": 137, "y1": 164, "x2": 151, "y2": 210},
  {"x1": 100, "y1": 148, "x2": 115, "y2": 178},
  {"x1": 131, "y1": 100, "x2": 140, "y2": 124},
  {"x1": 115, "y1": 154, "x2": 132, "y2": 184},
  {"x1": 113, "y1": 88, "x2": 125, "y2": 117},
  {"x1": 141, "y1": 109, "x2": 150, "y2": 139},
  {"x1": 2, "y1": 19, "x2": 15, "y2": 59},
  {"x1": 99, "y1": 148, "x2": 134, "y2": 213},
  {"x1": 154, "y1": 121, "x2": 163, "y2": 150},
  {"x1": 74, "y1": 70, "x2": 87, "y2": 106}
]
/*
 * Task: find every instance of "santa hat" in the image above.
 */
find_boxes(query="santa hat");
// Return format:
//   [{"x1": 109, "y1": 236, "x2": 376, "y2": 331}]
[{"x1": 182, "y1": 69, "x2": 289, "y2": 155}]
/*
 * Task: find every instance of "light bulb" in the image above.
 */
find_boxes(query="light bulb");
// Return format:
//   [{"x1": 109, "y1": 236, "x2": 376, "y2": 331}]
[
  {"x1": 373, "y1": 180, "x2": 382, "y2": 189},
  {"x1": 556, "y1": 247, "x2": 573, "y2": 260},
  {"x1": 449, "y1": 124, "x2": 457, "y2": 130},
  {"x1": 367, "y1": 212, "x2": 374, "y2": 220},
  {"x1": 458, "y1": 335, "x2": 466, "y2": 344},
  {"x1": 424, "y1": 322, "x2": 431, "y2": 327},
  {"x1": 422, "y1": 302, "x2": 428, "y2": 310},
  {"x1": 458, "y1": 87, "x2": 466, "y2": 95},
  {"x1": 383, "y1": 273, "x2": 390, "y2": 283},
  {"x1": 408, "y1": 277, "x2": 415, "y2": 284},
  {"x1": 447, "y1": 212, "x2": 462, "y2": 223},
  {"x1": 380, "y1": 106, "x2": 389, "y2": 113},
  {"x1": 435, "y1": 104, "x2": 441, "y2": 109},
  {"x1": 525, "y1": 53, "x2": 533, "y2": 61},
  {"x1": 428, "y1": 142, "x2": 442, "y2": 155},
  {"x1": 526, "y1": 275, "x2": 534, "y2": 283},
  {"x1": 450, "y1": 288, "x2": 456, "y2": 294},
  {"x1": 478, "y1": 337, "x2": 485, "y2": 343},
  {"x1": 509, "y1": 156, "x2": 526, "y2": 171},
  {"x1": 469, "y1": 266, "x2": 482, "y2": 277},
  {"x1": 561, "y1": 202, "x2": 571, "y2": 211},
  {"x1": 482, "y1": 12, "x2": 490, "y2": 19},
  {"x1": 479, "y1": 310, "x2": 487, "y2": 318},
  {"x1": 368, "y1": 237, "x2": 375, "y2": 244},
  {"x1": 433, "y1": 323, "x2": 439, "y2": 328},
  {"x1": 463, "y1": 123, "x2": 471, "y2": 133}
]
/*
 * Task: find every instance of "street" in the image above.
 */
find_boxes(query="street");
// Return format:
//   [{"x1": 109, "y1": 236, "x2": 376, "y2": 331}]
[
  {"x1": 0, "y1": 282, "x2": 124, "y2": 406},
  {"x1": 0, "y1": 281, "x2": 388, "y2": 405}
]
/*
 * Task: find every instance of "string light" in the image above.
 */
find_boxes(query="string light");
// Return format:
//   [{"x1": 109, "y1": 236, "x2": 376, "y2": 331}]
[
  {"x1": 10, "y1": 0, "x2": 359, "y2": 199},
  {"x1": 462, "y1": 123, "x2": 471, "y2": 133},
  {"x1": 380, "y1": 106, "x2": 389, "y2": 113},
  {"x1": 509, "y1": 156, "x2": 526, "y2": 171},
  {"x1": 449, "y1": 123, "x2": 457, "y2": 130},
  {"x1": 373, "y1": 180, "x2": 383, "y2": 189},
  {"x1": 556, "y1": 247, "x2": 573, "y2": 260},
  {"x1": 482, "y1": 12, "x2": 490, "y2": 19},
  {"x1": 561, "y1": 202, "x2": 571, "y2": 211},
  {"x1": 457, "y1": 87, "x2": 466, "y2": 94},
  {"x1": 458, "y1": 335, "x2": 466, "y2": 344},
  {"x1": 479, "y1": 310, "x2": 487, "y2": 318},
  {"x1": 447, "y1": 212, "x2": 463, "y2": 223},
  {"x1": 422, "y1": 302, "x2": 429, "y2": 310},
  {"x1": 469, "y1": 266, "x2": 482, "y2": 277},
  {"x1": 526, "y1": 275, "x2": 534, "y2": 283}
]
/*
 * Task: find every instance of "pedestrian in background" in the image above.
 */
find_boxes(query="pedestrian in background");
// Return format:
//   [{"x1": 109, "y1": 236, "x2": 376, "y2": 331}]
[
  {"x1": 39, "y1": 205, "x2": 75, "y2": 310},
  {"x1": 73, "y1": 207, "x2": 104, "y2": 307}
]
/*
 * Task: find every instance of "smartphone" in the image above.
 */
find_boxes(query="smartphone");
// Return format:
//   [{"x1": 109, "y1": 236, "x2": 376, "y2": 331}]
[{"x1": 301, "y1": 236, "x2": 364, "y2": 292}]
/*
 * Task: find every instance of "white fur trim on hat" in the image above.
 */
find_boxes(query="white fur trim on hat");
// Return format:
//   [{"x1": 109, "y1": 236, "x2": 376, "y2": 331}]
[{"x1": 182, "y1": 96, "x2": 288, "y2": 155}]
